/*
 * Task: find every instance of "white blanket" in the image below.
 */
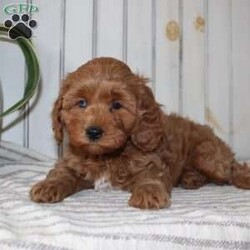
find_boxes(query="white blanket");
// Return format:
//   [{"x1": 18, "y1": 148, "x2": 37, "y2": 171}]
[{"x1": 0, "y1": 142, "x2": 250, "y2": 250}]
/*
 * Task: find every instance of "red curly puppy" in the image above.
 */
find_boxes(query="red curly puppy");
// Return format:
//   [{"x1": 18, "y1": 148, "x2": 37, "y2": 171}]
[{"x1": 30, "y1": 57, "x2": 250, "y2": 209}]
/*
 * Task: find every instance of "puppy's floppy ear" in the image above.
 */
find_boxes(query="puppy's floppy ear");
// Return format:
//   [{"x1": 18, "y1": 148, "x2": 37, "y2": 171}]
[
  {"x1": 51, "y1": 83, "x2": 69, "y2": 144},
  {"x1": 131, "y1": 76, "x2": 164, "y2": 152},
  {"x1": 52, "y1": 95, "x2": 64, "y2": 143}
]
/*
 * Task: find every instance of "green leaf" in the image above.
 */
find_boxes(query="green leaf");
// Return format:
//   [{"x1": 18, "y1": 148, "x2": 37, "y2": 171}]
[{"x1": 0, "y1": 24, "x2": 40, "y2": 119}]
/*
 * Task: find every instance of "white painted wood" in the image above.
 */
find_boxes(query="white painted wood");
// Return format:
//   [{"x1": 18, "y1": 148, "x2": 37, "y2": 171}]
[
  {"x1": 122, "y1": 0, "x2": 128, "y2": 62},
  {"x1": 206, "y1": 0, "x2": 232, "y2": 145},
  {"x1": 28, "y1": 0, "x2": 62, "y2": 158},
  {"x1": 97, "y1": 0, "x2": 123, "y2": 59},
  {"x1": 181, "y1": 0, "x2": 205, "y2": 123},
  {"x1": 127, "y1": 0, "x2": 153, "y2": 86},
  {"x1": 0, "y1": 0, "x2": 25, "y2": 146},
  {"x1": 64, "y1": 0, "x2": 93, "y2": 74},
  {"x1": 155, "y1": 0, "x2": 180, "y2": 113},
  {"x1": 232, "y1": 0, "x2": 250, "y2": 160},
  {"x1": 0, "y1": 1, "x2": 250, "y2": 160},
  {"x1": 0, "y1": 78, "x2": 3, "y2": 133}
]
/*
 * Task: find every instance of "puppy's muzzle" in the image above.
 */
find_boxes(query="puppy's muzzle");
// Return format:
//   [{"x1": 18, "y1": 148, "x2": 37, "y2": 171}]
[{"x1": 86, "y1": 126, "x2": 103, "y2": 141}]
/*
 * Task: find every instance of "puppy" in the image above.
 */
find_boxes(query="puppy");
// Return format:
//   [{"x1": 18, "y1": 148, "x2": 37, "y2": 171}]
[{"x1": 30, "y1": 57, "x2": 250, "y2": 209}]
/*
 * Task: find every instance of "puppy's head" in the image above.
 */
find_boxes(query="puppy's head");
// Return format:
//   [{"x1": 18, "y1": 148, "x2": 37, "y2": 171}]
[{"x1": 52, "y1": 57, "x2": 163, "y2": 155}]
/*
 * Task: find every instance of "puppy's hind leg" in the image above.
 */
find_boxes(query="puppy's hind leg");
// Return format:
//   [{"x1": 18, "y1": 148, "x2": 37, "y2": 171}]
[
  {"x1": 192, "y1": 140, "x2": 250, "y2": 189},
  {"x1": 230, "y1": 162, "x2": 250, "y2": 189},
  {"x1": 179, "y1": 169, "x2": 208, "y2": 189},
  {"x1": 192, "y1": 140, "x2": 234, "y2": 185}
]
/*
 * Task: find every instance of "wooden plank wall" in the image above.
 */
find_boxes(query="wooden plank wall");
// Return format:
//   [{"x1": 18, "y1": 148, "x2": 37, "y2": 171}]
[{"x1": 0, "y1": 0, "x2": 249, "y2": 161}]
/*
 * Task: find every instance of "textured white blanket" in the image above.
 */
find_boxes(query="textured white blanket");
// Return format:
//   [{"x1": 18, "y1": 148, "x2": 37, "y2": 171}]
[{"x1": 0, "y1": 142, "x2": 250, "y2": 250}]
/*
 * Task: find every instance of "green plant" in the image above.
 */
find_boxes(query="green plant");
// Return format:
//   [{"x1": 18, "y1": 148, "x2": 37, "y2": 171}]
[{"x1": 0, "y1": 24, "x2": 40, "y2": 119}]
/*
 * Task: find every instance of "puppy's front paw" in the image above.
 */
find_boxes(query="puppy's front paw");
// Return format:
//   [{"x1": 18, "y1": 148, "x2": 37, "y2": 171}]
[
  {"x1": 129, "y1": 183, "x2": 171, "y2": 209},
  {"x1": 30, "y1": 180, "x2": 68, "y2": 203}
]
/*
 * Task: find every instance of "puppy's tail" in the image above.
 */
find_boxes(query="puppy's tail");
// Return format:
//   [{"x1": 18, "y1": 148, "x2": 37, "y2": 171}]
[{"x1": 230, "y1": 161, "x2": 250, "y2": 189}]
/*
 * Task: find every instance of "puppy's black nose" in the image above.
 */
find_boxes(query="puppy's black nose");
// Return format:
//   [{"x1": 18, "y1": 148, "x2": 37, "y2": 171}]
[{"x1": 86, "y1": 126, "x2": 103, "y2": 140}]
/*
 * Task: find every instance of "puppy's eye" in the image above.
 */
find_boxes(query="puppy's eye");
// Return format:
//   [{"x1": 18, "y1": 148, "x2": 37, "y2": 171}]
[
  {"x1": 78, "y1": 99, "x2": 87, "y2": 108},
  {"x1": 110, "y1": 100, "x2": 122, "y2": 110}
]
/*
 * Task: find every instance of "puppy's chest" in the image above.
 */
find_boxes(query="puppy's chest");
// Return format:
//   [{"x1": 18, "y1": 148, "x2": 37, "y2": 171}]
[
  {"x1": 94, "y1": 175, "x2": 113, "y2": 191},
  {"x1": 88, "y1": 156, "x2": 131, "y2": 191}
]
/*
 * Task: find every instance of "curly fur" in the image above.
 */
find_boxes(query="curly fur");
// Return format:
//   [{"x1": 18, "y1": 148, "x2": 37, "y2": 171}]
[{"x1": 30, "y1": 57, "x2": 250, "y2": 209}]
